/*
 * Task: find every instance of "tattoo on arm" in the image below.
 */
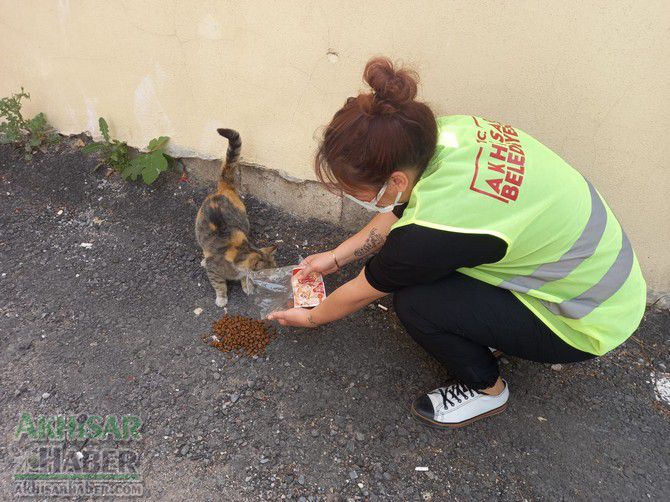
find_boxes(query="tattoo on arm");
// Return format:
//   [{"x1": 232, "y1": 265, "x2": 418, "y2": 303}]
[{"x1": 353, "y1": 228, "x2": 385, "y2": 258}]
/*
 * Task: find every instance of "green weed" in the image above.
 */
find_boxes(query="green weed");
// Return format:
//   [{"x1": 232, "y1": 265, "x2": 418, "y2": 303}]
[
  {"x1": 0, "y1": 88, "x2": 60, "y2": 160},
  {"x1": 82, "y1": 117, "x2": 176, "y2": 185}
]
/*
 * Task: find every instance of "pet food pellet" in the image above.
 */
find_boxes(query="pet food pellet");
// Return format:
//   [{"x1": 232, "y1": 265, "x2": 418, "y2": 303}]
[{"x1": 203, "y1": 315, "x2": 277, "y2": 357}]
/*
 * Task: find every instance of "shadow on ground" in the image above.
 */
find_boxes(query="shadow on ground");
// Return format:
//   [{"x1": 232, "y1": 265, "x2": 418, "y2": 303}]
[{"x1": 1, "y1": 140, "x2": 669, "y2": 501}]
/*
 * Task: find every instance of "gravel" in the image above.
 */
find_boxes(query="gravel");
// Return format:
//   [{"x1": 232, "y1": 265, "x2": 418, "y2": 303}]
[{"x1": 1, "y1": 141, "x2": 669, "y2": 500}]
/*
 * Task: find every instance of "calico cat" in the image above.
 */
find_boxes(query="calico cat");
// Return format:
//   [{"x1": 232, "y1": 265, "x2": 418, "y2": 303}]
[{"x1": 195, "y1": 128, "x2": 277, "y2": 307}]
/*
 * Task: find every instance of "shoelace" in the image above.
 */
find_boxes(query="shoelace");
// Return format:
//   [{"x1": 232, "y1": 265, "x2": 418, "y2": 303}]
[{"x1": 437, "y1": 383, "x2": 478, "y2": 408}]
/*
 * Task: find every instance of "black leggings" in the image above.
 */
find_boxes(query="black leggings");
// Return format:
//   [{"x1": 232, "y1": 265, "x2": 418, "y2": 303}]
[{"x1": 393, "y1": 273, "x2": 595, "y2": 390}]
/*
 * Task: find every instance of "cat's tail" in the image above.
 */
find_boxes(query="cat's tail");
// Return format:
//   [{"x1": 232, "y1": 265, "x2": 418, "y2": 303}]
[{"x1": 216, "y1": 128, "x2": 241, "y2": 180}]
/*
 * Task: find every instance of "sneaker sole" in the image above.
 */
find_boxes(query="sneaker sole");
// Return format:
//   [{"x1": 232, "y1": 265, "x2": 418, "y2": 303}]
[{"x1": 410, "y1": 401, "x2": 509, "y2": 429}]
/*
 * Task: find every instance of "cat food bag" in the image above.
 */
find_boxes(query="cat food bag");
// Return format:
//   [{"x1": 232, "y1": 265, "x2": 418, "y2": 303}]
[
  {"x1": 244, "y1": 265, "x2": 295, "y2": 319},
  {"x1": 291, "y1": 268, "x2": 326, "y2": 308},
  {"x1": 244, "y1": 264, "x2": 327, "y2": 319}
]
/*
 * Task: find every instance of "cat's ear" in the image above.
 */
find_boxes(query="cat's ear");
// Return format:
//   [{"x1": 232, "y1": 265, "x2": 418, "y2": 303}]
[{"x1": 262, "y1": 245, "x2": 277, "y2": 256}]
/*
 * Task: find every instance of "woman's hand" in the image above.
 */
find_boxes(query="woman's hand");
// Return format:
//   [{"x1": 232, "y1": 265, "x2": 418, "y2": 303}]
[
  {"x1": 269, "y1": 268, "x2": 387, "y2": 329},
  {"x1": 296, "y1": 251, "x2": 339, "y2": 280},
  {"x1": 267, "y1": 308, "x2": 317, "y2": 328}
]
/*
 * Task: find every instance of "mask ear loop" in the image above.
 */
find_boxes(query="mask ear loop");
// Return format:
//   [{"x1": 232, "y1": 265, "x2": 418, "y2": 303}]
[
  {"x1": 368, "y1": 181, "x2": 389, "y2": 205},
  {"x1": 342, "y1": 180, "x2": 403, "y2": 213},
  {"x1": 377, "y1": 181, "x2": 403, "y2": 208}
]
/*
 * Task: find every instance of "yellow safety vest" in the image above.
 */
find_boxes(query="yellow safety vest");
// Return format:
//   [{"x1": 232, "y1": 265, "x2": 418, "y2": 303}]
[{"x1": 393, "y1": 115, "x2": 646, "y2": 355}]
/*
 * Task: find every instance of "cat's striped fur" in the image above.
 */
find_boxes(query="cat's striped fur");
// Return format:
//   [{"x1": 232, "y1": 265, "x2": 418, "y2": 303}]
[{"x1": 195, "y1": 128, "x2": 277, "y2": 307}]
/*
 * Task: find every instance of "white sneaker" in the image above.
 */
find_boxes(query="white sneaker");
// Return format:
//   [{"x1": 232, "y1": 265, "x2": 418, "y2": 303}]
[{"x1": 411, "y1": 381, "x2": 509, "y2": 428}]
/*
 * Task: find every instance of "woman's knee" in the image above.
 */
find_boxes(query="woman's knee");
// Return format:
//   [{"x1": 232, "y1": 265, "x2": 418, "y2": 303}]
[
  {"x1": 393, "y1": 280, "x2": 454, "y2": 323},
  {"x1": 393, "y1": 284, "x2": 448, "y2": 339},
  {"x1": 392, "y1": 285, "x2": 423, "y2": 324}
]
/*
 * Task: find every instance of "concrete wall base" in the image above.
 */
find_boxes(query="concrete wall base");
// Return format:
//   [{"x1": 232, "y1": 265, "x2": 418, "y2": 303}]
[{"x1": 183, "y1": 157, "x2": 371, "y2": 232}]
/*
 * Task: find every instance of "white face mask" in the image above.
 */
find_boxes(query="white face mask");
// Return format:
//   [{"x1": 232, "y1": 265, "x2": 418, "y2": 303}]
[{"x1": 343, "y1": 181, "x2": 403, "y2": 213}]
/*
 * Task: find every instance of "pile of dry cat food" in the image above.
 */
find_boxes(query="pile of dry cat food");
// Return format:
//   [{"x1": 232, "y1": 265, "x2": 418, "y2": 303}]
[{"x1": 203, "y1": 315, "x2": 277, "y2": 357}]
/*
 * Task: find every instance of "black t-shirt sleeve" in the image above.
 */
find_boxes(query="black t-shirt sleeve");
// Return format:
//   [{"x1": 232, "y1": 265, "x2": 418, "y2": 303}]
[
  {"x1": 392, "y1": 202, "x2": 408, "y2": 219},
  {"x1": 364, "y1": 224, "x2": 507, "y2": 293}
]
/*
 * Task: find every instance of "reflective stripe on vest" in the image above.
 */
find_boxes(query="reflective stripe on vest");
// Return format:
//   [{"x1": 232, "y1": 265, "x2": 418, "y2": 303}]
[
  {"x1": 499, "y1": 182, "x2": 633, "y2": 319},
  {"x1": 542, "y1": 230, "x2": 634, "y2": 319}
]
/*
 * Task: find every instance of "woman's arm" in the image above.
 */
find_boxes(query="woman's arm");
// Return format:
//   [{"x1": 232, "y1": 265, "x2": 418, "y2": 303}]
[
  {"x1": 267, "y1": 268, "x2": 387, "y2": 327},
  {"x1": 296, "y1": 211, "x2": 398, "y2": 279},
  {"x1": 334, "y1": 211, "x2": 398, "y2": 266}
]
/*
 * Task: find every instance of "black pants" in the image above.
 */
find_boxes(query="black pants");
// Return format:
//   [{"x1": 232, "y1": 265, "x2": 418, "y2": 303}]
[{"x1": 393, "y1": 273, "x2": 595, "y2": 390}]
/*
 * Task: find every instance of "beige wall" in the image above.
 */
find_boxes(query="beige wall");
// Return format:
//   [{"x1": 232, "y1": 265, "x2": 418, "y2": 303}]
[{"x1": 1, "y1": 0, "x2": 668, "y2": 294}]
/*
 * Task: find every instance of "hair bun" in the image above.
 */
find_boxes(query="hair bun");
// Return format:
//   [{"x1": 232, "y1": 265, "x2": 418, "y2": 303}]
[{"x1": 363, "y1": 57, "x2": 418, "y2": 108}]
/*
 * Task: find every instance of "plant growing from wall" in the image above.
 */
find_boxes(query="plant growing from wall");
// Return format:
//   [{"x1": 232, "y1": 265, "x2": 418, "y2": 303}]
[
  {"x1": 82, "y1": 117, "x2": 177, "y2": 185},
  {"x1": 0, "y1": 88, "x2": 60, "y2": 160}
]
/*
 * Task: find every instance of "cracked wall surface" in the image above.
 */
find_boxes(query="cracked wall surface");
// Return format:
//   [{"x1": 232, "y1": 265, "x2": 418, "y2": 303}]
[{"x1": 0, "y1": 0, "x2": 668, "y2": 296}]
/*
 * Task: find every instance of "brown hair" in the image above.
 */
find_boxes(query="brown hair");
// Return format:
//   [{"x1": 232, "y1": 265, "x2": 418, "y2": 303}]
[{"x1": 315, "y1": 56, "x2": 438, "y2": 192}]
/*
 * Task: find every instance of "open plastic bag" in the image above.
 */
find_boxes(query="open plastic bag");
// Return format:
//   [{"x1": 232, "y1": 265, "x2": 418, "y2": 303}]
[{"x1": 244, "y1": 265, "x2": 296, "y2": 319}]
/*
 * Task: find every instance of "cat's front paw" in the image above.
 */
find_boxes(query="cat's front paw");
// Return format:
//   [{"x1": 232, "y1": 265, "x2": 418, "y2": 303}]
[{"x1": 215, "y1": 295, "x2": 228, "y2": 308}]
